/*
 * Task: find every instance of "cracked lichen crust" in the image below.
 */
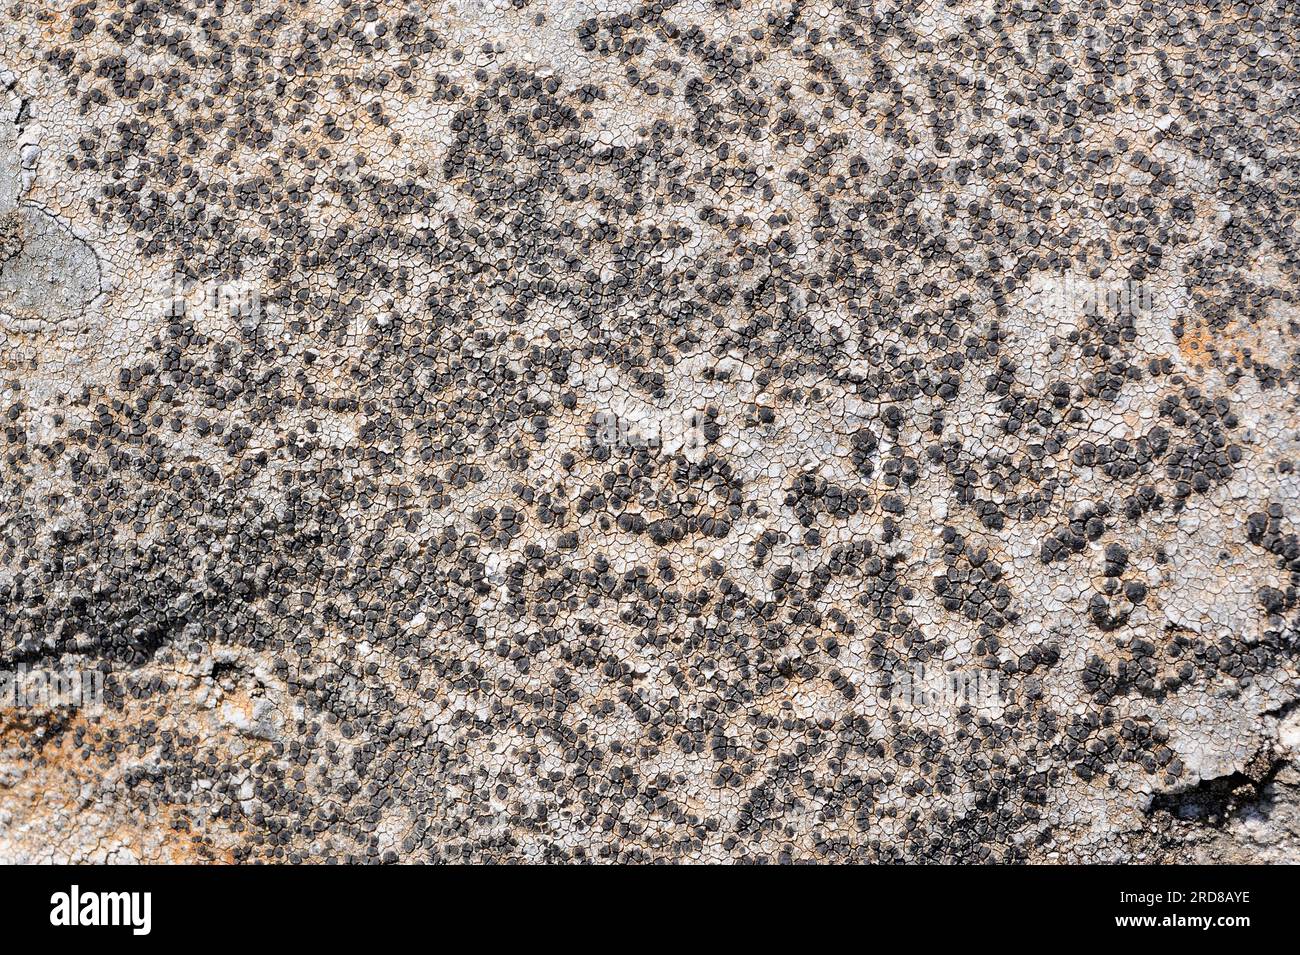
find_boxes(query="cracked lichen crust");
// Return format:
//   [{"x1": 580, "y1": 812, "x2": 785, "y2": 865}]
[{"x1": 0, "y1": 0, "x2": 1298, "y2": 863}]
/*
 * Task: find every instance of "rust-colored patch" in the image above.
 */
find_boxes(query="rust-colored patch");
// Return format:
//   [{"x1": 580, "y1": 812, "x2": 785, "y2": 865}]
[{"x1": 0, "y1": 704, "x2": 235, "y2": 863}]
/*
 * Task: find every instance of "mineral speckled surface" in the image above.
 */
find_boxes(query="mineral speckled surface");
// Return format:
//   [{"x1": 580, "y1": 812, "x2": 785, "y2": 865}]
[{"x1": 1, "y1": 0, "x2": 1299, "y2": 865}]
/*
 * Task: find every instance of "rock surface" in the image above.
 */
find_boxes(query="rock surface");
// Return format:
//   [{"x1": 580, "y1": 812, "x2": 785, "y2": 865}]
[{"x1": 0, "y1": 0, "x2": 1298, "y2": 863}]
